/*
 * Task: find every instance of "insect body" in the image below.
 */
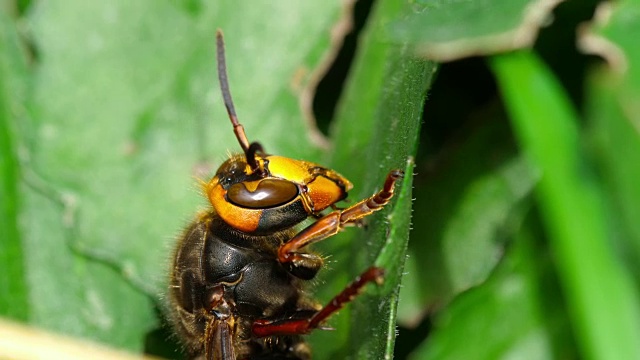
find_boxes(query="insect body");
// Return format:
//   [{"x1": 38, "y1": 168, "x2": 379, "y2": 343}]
[{"x1": 168, "y1": 30, "x2": 403, "y2": 360}]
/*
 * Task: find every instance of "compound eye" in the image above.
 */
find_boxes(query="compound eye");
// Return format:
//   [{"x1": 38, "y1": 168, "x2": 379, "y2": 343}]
[{"x1": 227, "y1": 179, "x2": 299, "y2": 209}]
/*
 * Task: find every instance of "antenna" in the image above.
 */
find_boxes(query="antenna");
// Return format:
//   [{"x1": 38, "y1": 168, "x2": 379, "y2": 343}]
[{"x1": 216, "y1": 30, "x2": 251, "y2": 154}]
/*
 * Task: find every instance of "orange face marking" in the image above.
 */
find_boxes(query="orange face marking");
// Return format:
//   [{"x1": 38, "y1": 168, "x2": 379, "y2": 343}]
[
  {"x1": 306, "y1": 176, "x2": 346, "y2": 212},
  {"x1": 207, "y1": 180, "x2": 261, "y2": 233},
  {"x1": 265, "y1": 155, "x2": 352, "y2": 213},
  {"x1": 265, "y1": 156, "x2": 315, "y2": 184}
]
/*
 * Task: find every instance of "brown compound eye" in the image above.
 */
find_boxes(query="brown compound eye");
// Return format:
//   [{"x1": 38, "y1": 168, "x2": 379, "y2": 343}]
[{"x1": 227, "y1": 179, "x2": 299, "y2": 209}]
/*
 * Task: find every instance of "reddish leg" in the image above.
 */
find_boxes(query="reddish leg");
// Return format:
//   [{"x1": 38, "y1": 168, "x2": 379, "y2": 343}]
[
  {"x1": 278, "y1": 170, "x2": 403, "y2": 269},
  {"x1": 252, "y1": 267, "x2": 385, "y2": 337}
]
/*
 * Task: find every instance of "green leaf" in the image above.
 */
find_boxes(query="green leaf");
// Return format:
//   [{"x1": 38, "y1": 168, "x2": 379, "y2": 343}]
[
  {"x1": 388, "y1": 0, "x2": 564, "y2": 61},
  {"x1": 580, "y1": 1, "x2": 640, "y2": 95},
  {"x1": 580, "y1": 1, "x2": 640, "y2": 277},
  {"x1": 410, "y1": 219, "x2": 574, "y2": 360},
  {"x1": 491, "y1": 50, "x2": 640, "y2": 360},
  {"x1": 2, "y1": 4, "x2": 158, "y2": 351},
  {"x1": 309, "y1": 0, "x2": 435, "y2": 358},
  {"x1": 585, "y1": 70, "x2": 640, "y2": 278},
  {"x1": 0, "y1": 10, "x2": 28, "y2": 321},
  {"x1": 397, "y1": 119, "x2": 538, "y2": 326}
]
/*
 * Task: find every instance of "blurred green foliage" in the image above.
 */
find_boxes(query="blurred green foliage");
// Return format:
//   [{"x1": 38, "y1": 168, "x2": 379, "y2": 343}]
[{"x1": 1, "y1": 0, "x2": 640, "y2": 359}]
